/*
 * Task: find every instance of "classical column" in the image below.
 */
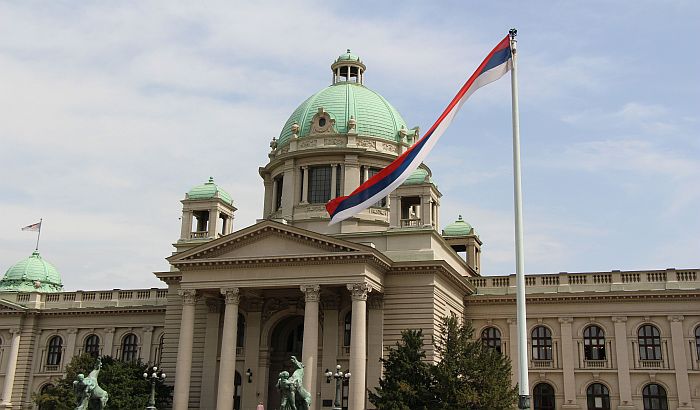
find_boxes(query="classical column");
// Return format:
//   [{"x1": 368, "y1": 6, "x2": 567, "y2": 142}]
[
  {"x1": 141, "y1": 326, "x2": 154, "y2": 363},
  {"x1": 210, "y1": 206, "x2": 220, "y2": 238},
  {"x1": 217, "y1": 288, "x2": 241, "y2": 410},
  {"x1": 612, "y1": 316, "x2": 634, "y2": 409},
  {"x1": 348, "y1": 283, "x2": 370, "y2": 410},
  {"x1": 669, "y1": 315, "x2": 693, "y2": 409},
  {"x1": 301, "y1": 285, "x2": 320, "y2": 396},
  {"x1": 558, "y1": 317, "x2": 577, "y2": 408},
  {"x1": 264, "y1": 177, "x2": 274, "y2": 215},
  {"x1": 0, "y1": 328, "x2": 21, "y2": 407},
  {"x1": 180, "y1": 210, "x2": 193, "y2": 239},
  {"x1": 301, "y1": 166, "x2": 309, "y2": 204},
  {"x1": 330, "y1": 164, "x2": 338, "y2": 199},
  {"x1": 173, "y1": 289, "x2": 198, "y2": 410},
  {"x1": 507, "y1": 318, "x2": 519, "y2": 387},
  {"x1": 271, "y1": 178, "x2": 278, "y2": 212},
  {"x1": 366, "y1": 294, "x2": 384, "y2": 409},
  {"x1": 242, "y1": 298, "x2": 264, "y2": 409},
  {"x1": 201, "y1": 299, "x2": 223, "y2": 410}
]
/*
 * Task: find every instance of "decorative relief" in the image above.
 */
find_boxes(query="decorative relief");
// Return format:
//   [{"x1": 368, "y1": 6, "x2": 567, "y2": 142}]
[
  {"x1": 612, "y1": 316, "x2": 627, "y2": 323},
  {"x1": 179, "y1": 289, "x2": 198, "y2": 305},
  {"x1": 143, "y1": 326, "x2": 154, "y2": 333},
  {"x1": 9, "y1": 328, "x2": 21, "y2": 335},
  {"x1": 324, "y1": 138, "x2": 344, "y2": 146},
  {"x1": 299, "y1": 139, "x2": 317, "y2": 149},
  {"x1": 300, "y1": 285, "x2": 321, "y2": 302},
  {"x1": 221, "y1": 287, "x2": 241, "y2": 305},
  {"x1": 280, "y1": 146, "x2": 290, "y2": 154},
  {"x1": 67, "y1": 328, "x2": 78, "y2": 335},
  {"x1": 369, "y1": 208, "x2": 388, "y2": 216},
  {"x1": 558, "y1": 317, "x2": 573, "y2": 324},
  {"x1": 347, "y1": 283, "x2": 371, "y2": 301},
  {"x1": 357, "y1": 139, "x2": 376, "y2": 150},
  {"x1": 667, "y1": 315, "x2": 684, "y2": 322},
  {"x1": 105, "y1": 327, "x2": 115, "y2": 334},
  {"x1": 310, "y1": 108, "x2": 336, "y2": 134},
  {"x1": 379, "y1": 142, "x2": 398, "y2": 153}
]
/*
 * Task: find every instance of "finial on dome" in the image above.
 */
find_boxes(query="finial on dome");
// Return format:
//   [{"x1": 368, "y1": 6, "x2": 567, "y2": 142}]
[{"x1": 208, "y1": 177, "x2": 215, "y2": 183}]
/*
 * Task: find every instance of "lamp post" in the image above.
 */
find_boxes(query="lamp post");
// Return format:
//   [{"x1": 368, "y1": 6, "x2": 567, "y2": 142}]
[
  {"x1": 143, "y1": 365, "x2": 166, "y2": 410},
  {"x1": 324, "y1": 364, "x2": 350, "y2": 410}
]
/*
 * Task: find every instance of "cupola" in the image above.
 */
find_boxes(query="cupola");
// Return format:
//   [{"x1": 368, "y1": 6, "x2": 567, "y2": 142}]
[
  {"x1": 331, "y1": 49, "x2": 366, "y2": 85},
  {"x1": 389, "y1": 167, "x2": 441, "y2": 230},
  {"x1": 0, "y1": 250, "x2": 63, "y2": 293},
  {"x1": 177, "y1": 177, "x2": 237, "y2": 252},
  {"x1": 442, "y1": 215, "x2": 482, "y2": 273}
]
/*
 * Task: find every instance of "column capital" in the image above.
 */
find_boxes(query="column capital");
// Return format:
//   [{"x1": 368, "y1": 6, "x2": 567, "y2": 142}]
[
  {"x1": 368, "y1": 293, "x2": 384, "y2": 309},
  {"x1": 301, "y1": 285, "x2": 321, "y2": 302},
  {"x1": 9, "y1": 328, "x2": 21, "y2": 335},
  {"x1": 558, "y1": 317, "x2": 574, "y2": 324},
  {"x1": 667, "y1": 315, "x2": 684, "y2": 322},
  {"x1": 143, "y1": 326, "x2": 155, "y2": 333},
  {"x1": 507, "y1": 318, "x2": 517, "y2": 325},
  {"x1": 179, "y1": 289, "x2": 199, "y2": 305},
  {"x1": 221, "y1": 287, "x2": 241, "y2": 305},
  {"x1": 67, "y1": 328, "x2": 78, "y2": 335},
  {"x1": 347, "y1": 283, "x2": 371, "y2": 301},
  {"x1": 105, "y1": 327, "x2": 115, "y2": 334},
  {"x1": 612, "y1": 316, "x2": 628, "y2": 323},
  {"x1": 301, "y1": 165, "x2": 309, "y2": 170}
]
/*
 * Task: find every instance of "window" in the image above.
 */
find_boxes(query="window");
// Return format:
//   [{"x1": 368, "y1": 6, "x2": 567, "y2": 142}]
[
  {"x1": 586, "y1": 383, "x2": 610, "y2": 410},
  {"x1": 121, "y1": 333, "x2": 139, "y2": 362},
  {"x1": 274, "y1": 175, "x2": 284, "y2": 211},
  {"x1": 237, "y1": 313, "x2": 246, "y2": 348},
  {"x1": 583, "y1": 325, "x2": 606, "y2": 360},
  {"x1": 84, "y1": 334, "x2": 100, "y2": 357},
  {"x1": 642, "y1": 383, "x2": 668, "y2": 410},
  {"x1": 638, "y1": 324, "x2": 662, "y2": 360},
  {"x1": 481, "y1": 327, "x2": 502, "y2": 353},
  {"x1": 308, "y1": 166, "x2": 332, "y2": 203},
  {"x1": 38, "y1": 384, "x2": 56, "y2": 410},
  {"x1": 335, "y1": 165, "x2": 342, "y2": 198},
  {"x1": 157, "y1": 334, "x2": 164, "y2": 365},
  {"x1": 695, "y1": 326, "x2": 700, "y2": 359},
  {"x1": 46, "y1": 336, "x2": 63, "y2": 366},
  {"x1": 366, "y1": 167, "x2": 387, "y2": 207},
  {"x1": 343, "y1": 312, "x2": 352, "y2": 347},
  {"x1": 531, "y1": 326, "x2": 552, "y2": 360},
  {"x1": 533, "y1": 383, "x2": 555, "y2": 410}
]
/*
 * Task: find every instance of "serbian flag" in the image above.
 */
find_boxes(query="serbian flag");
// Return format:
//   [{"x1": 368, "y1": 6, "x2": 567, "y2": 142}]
[
  {"x1": 21, "y1": 221, "x2": 42, "y2": 232},
  {"x1": 326, "y1": 34, "x2": 513, "y2": 225}
]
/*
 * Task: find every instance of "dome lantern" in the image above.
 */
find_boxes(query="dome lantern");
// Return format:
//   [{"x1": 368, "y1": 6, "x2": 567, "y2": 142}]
[{"x1": 331, "y1": 49, "x2": 366, "y2": 85}]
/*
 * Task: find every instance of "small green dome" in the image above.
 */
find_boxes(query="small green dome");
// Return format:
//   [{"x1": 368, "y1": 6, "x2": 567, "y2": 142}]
[
  {"x1": 187, "y1": 177, "x2": 233, "y2": 205},
  {"x1": 442, "y1": 215, "x2": 475, "y2": 237},
  {"x1": 336, "y1": 49, "x2": 360, "y2": 62},
  {"x1": 402, "y1": 168, "x2": 433, "y2": 186},
  {"x1": 0, "y1": 251, "x2": 63, "y2": 293},
  {"x1": 278, "y1": 83, "x2": 407, "y2": 145}
]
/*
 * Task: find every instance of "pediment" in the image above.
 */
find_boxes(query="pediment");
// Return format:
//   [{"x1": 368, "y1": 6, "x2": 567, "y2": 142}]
[
  {"x1": 0, "y1": 298, "x2": 28, "y2": 312},
  {"x1": 169, "y1": 220, "x2": 380, "y2": 264}
]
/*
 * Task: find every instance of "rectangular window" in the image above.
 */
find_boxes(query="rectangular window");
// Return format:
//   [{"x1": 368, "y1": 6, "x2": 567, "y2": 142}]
[
  {"x1": 367, "y1": 167, "x2": 387, "y2": 207},
  {"x1": 274, "y1": 175, "x2": 284, "y2": 211},
  {"x1": 335, "y1": 165, "x2": 342, "y2": 198},
  {"x1": 308, "y1": 166, "x2": 332, "y2": 203}
]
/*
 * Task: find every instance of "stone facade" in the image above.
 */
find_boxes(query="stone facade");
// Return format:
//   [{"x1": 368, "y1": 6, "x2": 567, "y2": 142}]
[{"x1": 1, "y1": 51, "x2": 699, "y2": 410}]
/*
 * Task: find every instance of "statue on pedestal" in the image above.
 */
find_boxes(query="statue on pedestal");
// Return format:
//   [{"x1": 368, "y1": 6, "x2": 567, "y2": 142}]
[
  {"x1": 275, "y1": 356, "x2": 311, "y2": 410},
  {"x1": 73, "y1": 358, "x2": 109, "y2": 410}
]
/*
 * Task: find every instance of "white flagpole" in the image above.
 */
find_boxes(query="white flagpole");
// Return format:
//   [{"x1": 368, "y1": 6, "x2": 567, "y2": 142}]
[
  {"x1": 509, "y1": 28, "x2": 530, "y2": 409},
  {"x1": 35, "y1": 218, "x2": 43, "y2": 251}
]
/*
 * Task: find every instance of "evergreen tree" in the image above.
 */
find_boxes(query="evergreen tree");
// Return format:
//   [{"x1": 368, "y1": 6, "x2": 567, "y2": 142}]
[
  {"x1": 369, "y1": 329, "x2": 433, "y2": 410},
  {"x1": 33, "y1": 354, "x2": 172, "y2": 410},
  {"x1": 432, "y1": 315, "x2": 518, "y2": 410}
]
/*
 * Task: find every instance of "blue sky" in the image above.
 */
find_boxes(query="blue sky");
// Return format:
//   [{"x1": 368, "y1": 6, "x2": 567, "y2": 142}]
[{"x1": 1, "y1": 1, "x2": 698, "y2": 290}]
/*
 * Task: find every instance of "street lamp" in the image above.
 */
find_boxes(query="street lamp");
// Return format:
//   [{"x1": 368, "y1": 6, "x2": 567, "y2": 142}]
[
  {"x1": 143, "y1": 365, "x2": 166, "y2": 410},
  {"x1": 324, "y1": 364, "x2": 350, "y2": 410}
]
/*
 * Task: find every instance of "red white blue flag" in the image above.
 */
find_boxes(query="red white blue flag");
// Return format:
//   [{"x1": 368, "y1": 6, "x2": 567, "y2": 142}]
[
  {"x1": 21, "y1": 221, "x2": 42, "y2": 232},
  {"x1": 327, "y1": 34, "x2": 513, "y2": 225}
]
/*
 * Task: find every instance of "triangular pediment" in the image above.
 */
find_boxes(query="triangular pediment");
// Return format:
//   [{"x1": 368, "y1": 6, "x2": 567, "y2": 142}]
[
  {"x1": 0, "y1": 298, "x2": 28, "y2": 312},
  {"x1": 168, "y1": 220, "x2": 384, "y2": 264}
]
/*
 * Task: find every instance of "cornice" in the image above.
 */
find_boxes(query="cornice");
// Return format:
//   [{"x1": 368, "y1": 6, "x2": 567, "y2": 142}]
[
  {"x1": 16, "y1": 306, "x2": 167, "y2": 317},
  {"x1": 390, "y1": 261, "x2": 474, "y2": 294},
  {"x1": 466, "y1": 290, "x2": 700, "y2": 305},
  {"x1": 174, "y1": 252, "x2": 389, "y2": 271}
]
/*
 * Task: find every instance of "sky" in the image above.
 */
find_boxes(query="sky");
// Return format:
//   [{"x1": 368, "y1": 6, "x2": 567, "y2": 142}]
[{"x1": 1, "y1": 1, "x2": 698, "y2": 291}]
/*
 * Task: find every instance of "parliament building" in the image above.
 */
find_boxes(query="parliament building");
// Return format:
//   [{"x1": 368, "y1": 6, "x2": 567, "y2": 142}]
[{"x1": 1, "y1": 51, "x2": 698, "y2": 410}]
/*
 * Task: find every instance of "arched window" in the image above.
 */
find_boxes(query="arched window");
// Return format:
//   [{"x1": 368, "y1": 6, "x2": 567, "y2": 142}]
[
  {"x1": 46, "y1": 336, "x2": 63, "y2": 366},
  {"x1": 343, "y1": 312, "x2": 352, "y2": 347},
  {"x1": 237, "y1": 313, "x2": 246, "y2": 348},
  {"x1": 38, "y1": 384, "x2": 55, "y2": 410},
  {"x1": 234, "y1": 371, "x2": 242, "y2": 410},
  {"x1": 481, "y1": 327, "x2": 502, "y2": 353},
  {"x1": 695, "y1": 326, "x2": 700, "y2": 359},
  {"x1": 121, "y1": 333, "x2": 138, "y2": 362},
  {"x1": 642, "y1": 383, "x2": 668, "y2": 410},
  {"x1": 638, "y1": 324, "x2": 662, "y2": 361},
  {"x1": 586, "y1": 383, "x2": 610, "y2": 410},
  {"x1": 157, "y1": 334, "x2": 164, "y2": 365},
  {"x1": 533, "y1": 383, "x2": 555, "y2": 410},
  {"x1": 583, "y1": 325, "x2": 606, "y2": 360},
  {"x1": 531, "y1": 326, "x2": 552, "y2": 361},
  {"x1": 84, "y1": 334, "x2": 101, "y2": 357}
]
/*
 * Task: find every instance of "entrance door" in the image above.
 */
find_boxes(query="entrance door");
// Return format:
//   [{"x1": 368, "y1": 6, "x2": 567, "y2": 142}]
[{"x1": 267, "y1": 316, "x2": 304, "y2": 410}]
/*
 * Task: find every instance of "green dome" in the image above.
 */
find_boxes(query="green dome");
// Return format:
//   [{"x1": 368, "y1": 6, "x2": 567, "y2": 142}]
[
  {"x1": 442, "y1": 215, "x2": 475, "y2": 237},
  {"x1": 278, "y1": 83, "x2": 407, "y2": 145},
  {"x1": 187, "y1": 177, "x2": 233, "y2": 204},
  {"x1": 402, "y1": 168, "x2": 433, "y2": 186},
  {"x1": 336, "y1": 49, "x2": 360, "y2": 62},
  {"x1": 0, "y1": 251, "x2": 63, "y2": 293}
]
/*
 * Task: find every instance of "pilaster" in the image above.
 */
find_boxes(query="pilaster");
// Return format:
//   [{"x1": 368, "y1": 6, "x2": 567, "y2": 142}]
[
  {"x1": 200, "y1": 298, "x2": 222, "y2": 410},
  {"x1": 612, "y1": 316, "x2": 635, "y2": 409},
  {"x1": 558, "y1": 317, "x2": 578, "y2": 408},
  {"x1": 668, "y1": 315, "x2": 693, "y2": 409},
  {"x1": 366, "y1": 294, "x2": 384, "y2": 410}
]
